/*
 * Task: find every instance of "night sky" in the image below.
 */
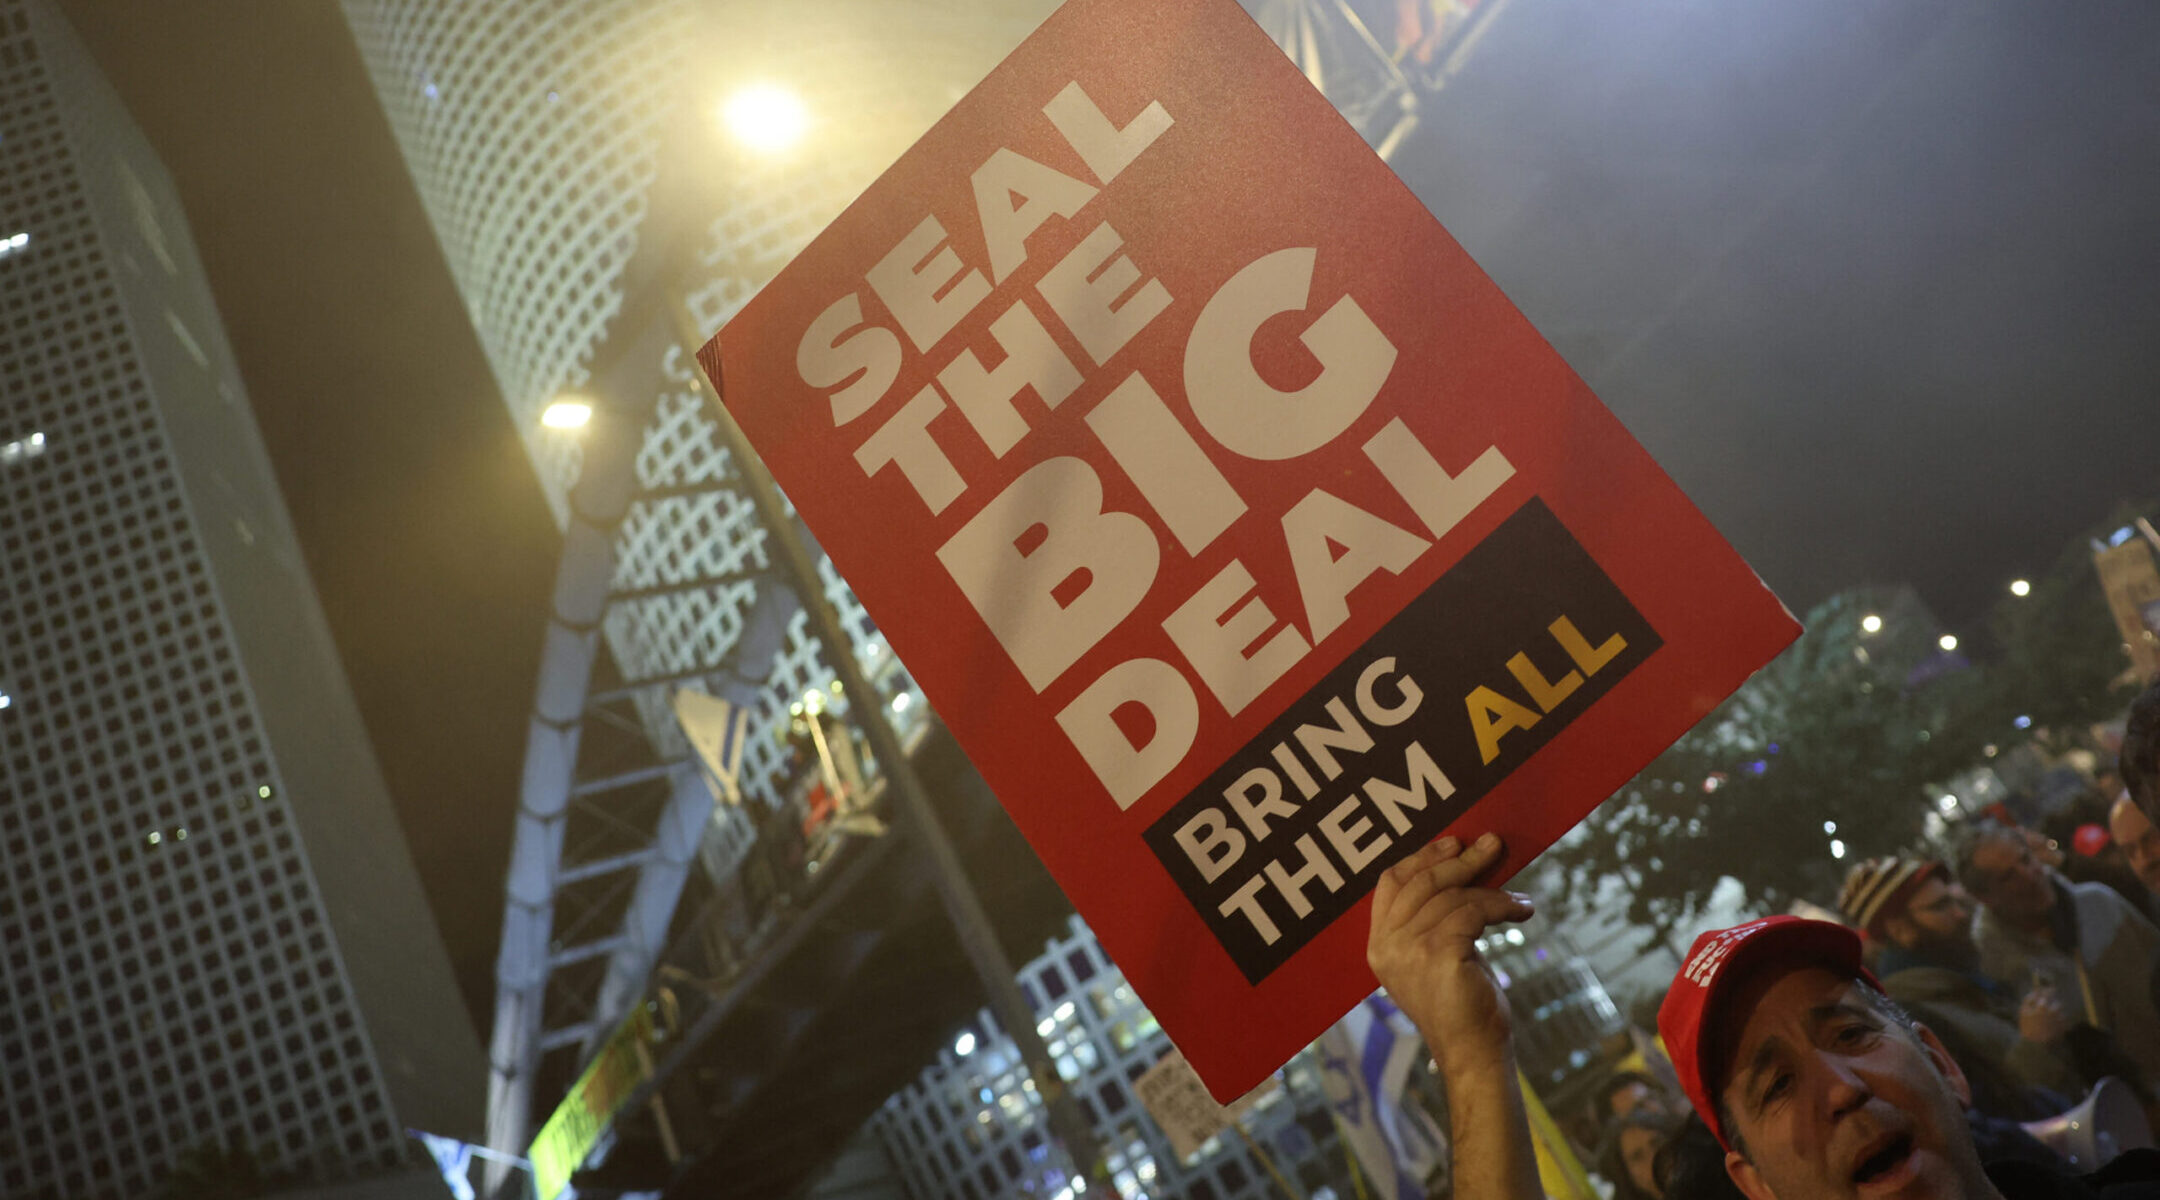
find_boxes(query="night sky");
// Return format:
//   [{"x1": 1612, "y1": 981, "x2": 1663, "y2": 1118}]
[{"x1": 56, "y1": 0, "x2": 2159, "y2": 1031}]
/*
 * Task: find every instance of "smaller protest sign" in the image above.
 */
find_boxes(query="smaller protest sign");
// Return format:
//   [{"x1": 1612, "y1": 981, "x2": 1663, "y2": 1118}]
[{"x1": 1133, "y1": 1048, "x2": 1280, "y2": 1161}]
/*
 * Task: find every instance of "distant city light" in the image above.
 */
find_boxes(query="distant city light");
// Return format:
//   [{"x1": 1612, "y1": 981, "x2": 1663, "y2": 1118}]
[
  {"x1": 2013, "y1": 715, "x2": 2033, "y2": 730},
  {"x1": 258, "y1": 784, "x2": 273, "y2": 799},
  {"x1": 1937, "y1": 794, "x2": 1960, "y2": 813},
  {"x1": 2009, "y1": 579, "x2": 2031, "y2": 597},
  {"x1": 146, "y1": 831, "x2": 162, "y2": 846},
  {"x1": 953, "y1": 1031, "x2": 976, "y2": 1057},
  {"x1": 1823, "y1": 821, "x2": 1838, "y2": 835},
  {"x1": 2, "y1": 431, "x2": 48, "y2": 463},
  {"x1": 1938, "y1": 634, "x2": 1958, "y2": 652},
  {"x1": 891, "y1": 692, "x2": 912, "y2": 713},
  {"x1": 0, "y1": 691, "x2": 11, "y2": 710},
  {"x1": 540, "y1": 399, "x2": 592, "y2": 429},
  {"x1": 1829, "y1": 839, "x2": 1846, "y2": 859},
  {"x1": 1861, "y1": 614, "x2": 1883, "y2": 634},
  {"x1": 0, "y1": 231, "x2": 28, "y2": 258},
  {"x1": 721, "y1": 83, "x2": 810, "y2": 153}
]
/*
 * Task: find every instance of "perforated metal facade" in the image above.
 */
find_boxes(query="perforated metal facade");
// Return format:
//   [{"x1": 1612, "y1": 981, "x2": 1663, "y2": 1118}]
[
  {"x1": 0, "y1": 2, "x2": 482, "y2": 1194},
  {"x1": 340, "y1": 0, "x2": 1053, "y2": 801}
]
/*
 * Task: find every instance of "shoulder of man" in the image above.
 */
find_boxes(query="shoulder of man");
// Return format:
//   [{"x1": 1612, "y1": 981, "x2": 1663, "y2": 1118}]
[
  {"x1": 2069, "y1": 879, "x2": 2160, "y2": 941},
  {"x1": 1988, "y1": 1148, "x2": 2160, "y2": 1199}
]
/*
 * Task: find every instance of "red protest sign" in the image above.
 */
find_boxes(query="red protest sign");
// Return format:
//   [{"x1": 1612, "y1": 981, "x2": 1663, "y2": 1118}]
[{"x1": 701, "y1": 0, "x2": 1798, "y2": 1099}]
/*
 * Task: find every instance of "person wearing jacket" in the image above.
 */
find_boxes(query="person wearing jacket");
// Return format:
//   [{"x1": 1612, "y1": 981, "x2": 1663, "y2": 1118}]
[
  {"x1": 1959, "y1": 821, "x2": 2160, "y2": 1095},
  {"x1": 1839, "y1": 856, "x2": 2083, "y2": 1119}
]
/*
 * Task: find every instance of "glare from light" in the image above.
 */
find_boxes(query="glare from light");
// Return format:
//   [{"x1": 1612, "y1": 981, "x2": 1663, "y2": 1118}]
[
  {"x1": 1938, "y1": 634, "x2": 1958, "y2": 652},
  {"x1": 1829, "y1": 838, "x2": 1846, "y2": 859},
  {"x1": 1937, "y1": 794, "x2": 1959, "y2": 814},
  {"x1": 0, "y1": 231, "x2": 27, "y2": 258},
  {"x1": 1052, "y1": 1001, "x2": 1076, "y2": 1023},
  {"x1": 540, "y1": 399, "x2": 592, "y2": 429},
  {"x1": 1860, "y1": 614, "x2": 1883, "y2": 634},
  {"x1": 258, "y1": 784, "x2": 272, "y2": 799},
  {"x1": 1036, "y1": 1017, "x2": 1056, "y2": 1038},
  {"x1": 1823, "y1": 821, "x2": 1837, "y2": 835},
  {"x1": 2009, "y1": 579, "x2": 2031, "y2": 597},
  {"x1": 1505, "y1": 928, "x2": 1525, "y2": 946},
  {"x1": 147, "y1": 831, "x2": 162, "y2": 846},
  {"x1": 2013, "y1": 714, "x2": 2033, "y2": 730},
  {"x1": 722, "y1": 84, "x2": 810, "y2": 153},
  {"x1": 953, "y1": 1031, "x2": 976, "y2": 1057},
  {"x1": 891, "y1": 693, "x2": 912, "y2": 714},
  {"x1": 0, "y1": 692, "x2": 10, "y2": 709}
]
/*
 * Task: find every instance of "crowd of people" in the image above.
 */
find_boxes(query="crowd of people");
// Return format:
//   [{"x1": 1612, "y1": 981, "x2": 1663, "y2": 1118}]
[{"x1": 1370, "y1": 678, "x2": 2160, "y2": 1199}]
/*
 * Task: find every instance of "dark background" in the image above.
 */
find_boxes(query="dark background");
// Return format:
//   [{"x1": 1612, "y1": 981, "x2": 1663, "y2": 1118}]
[{"x1": 54, "y1": 0, "x2": 2159, "y2": 1031}]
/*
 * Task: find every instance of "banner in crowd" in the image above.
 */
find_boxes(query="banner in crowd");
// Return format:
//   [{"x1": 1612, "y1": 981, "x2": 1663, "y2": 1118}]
[{"x1": 702, "y1": 0, "x2": 1798, "y2": 1097}]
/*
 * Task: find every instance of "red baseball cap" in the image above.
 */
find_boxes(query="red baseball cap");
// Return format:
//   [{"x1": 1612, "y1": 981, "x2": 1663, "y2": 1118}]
[{"x1": 1656, "y1": 916, "x2": 1876, "y2": 1148}]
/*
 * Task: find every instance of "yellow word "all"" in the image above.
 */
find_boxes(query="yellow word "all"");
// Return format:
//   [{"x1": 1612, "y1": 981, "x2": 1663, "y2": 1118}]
[{"x1": 1465, "y1": 615, "x2": 1629, "y2": 764}]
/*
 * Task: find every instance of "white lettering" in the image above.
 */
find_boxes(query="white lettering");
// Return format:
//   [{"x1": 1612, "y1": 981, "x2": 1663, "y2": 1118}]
[
  {"x1": 937, "y1": 456, "x2": 1157, "y2": 692},
  {"x1": 796, "y1": 293, "x2": 901, "y2": 426},
  {"x1": 1056, "y1": 657, "x2": 1198, "y2": 810},
  {"x1": 867, "y1": 215, "x2": 992, "y2": 353},
  {"x1": 937, "y1": 299, "x2": 1081, "y2": 457},
  {"x1": 1162, "y1": 558, "x2": 1310, "y2": 716},
  {"x1": 1185, "y1": 247, "x2": 1396, "y2": 460},
  {"x1": 1086, "y1": 372, "x2": 1246, "y2": 555}
]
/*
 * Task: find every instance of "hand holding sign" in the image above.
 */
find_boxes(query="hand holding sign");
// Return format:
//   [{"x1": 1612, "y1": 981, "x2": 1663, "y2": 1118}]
[{"x1": 1365, "y1": 833, "x2": 1531, "y2": 1077}]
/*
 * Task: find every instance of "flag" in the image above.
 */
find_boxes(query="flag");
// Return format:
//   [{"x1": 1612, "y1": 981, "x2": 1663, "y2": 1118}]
[
  {"x1": 415, "y1": 1131, "x2": 477, "y2": 1200},
  {"x1": 1316, "y1": 995, "x2": 1447, "y2": 1200},
  {"x1": 672, "y1": 687, "x2": 753, "y2": 804}
]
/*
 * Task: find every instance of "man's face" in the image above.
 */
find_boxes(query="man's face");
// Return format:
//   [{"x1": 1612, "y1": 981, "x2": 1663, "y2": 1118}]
[
  {"x1": 2109, "y1": 800, "x2": 2160, "y2": 893},
  {"x1": 1966, "y1": 835, "x2": 2054, "y2": 924},
  {"x1": 1885, "y1": 879, "x2": 1974, "y2": 955},
  {"x1": 1715, "y1": 967, "x2": 1984, "y2": 1200}
]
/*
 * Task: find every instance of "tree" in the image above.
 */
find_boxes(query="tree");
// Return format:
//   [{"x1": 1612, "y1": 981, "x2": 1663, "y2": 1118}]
[
  {"x1": 1543, "y1": 501, "x2": 2156, "y2": 945},
  {"x1": 1545, "y1": 586, "x2": 1995, "y2": 943}
]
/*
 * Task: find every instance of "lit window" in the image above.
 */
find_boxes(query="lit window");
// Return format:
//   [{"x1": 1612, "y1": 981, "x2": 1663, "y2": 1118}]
[{"x1": 1, "y1": 432, "x2": 47, "y2": 463}]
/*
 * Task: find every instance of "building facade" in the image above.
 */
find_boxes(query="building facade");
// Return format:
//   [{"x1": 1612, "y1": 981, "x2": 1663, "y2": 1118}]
[
  {"x1": 0, "y1": 2, "x2": 484, "y2": 1195},
  {"x1": 873, "y1": 917, "x2": 1358, "y2": 1200}
]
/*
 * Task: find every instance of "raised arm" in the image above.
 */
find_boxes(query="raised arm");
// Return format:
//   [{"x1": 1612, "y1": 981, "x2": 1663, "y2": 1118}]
[{"x1": 1367, "y1": 833, "x2": 1543, "y2": 1200}]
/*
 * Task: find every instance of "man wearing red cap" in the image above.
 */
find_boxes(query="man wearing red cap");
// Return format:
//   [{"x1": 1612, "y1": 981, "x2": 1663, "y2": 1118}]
[{"x1": 1368, "y1": 835, "x2": 2160, "y2": 1200}]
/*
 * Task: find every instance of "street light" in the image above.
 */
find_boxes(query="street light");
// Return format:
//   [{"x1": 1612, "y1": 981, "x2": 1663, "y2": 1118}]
[
  {"x1": 720, "y1": 83, "x2": 810, "y2": 154},
  {"x1": 1861, "y1": 614, "x2": 1883, "y2": 634},
  {"x1": 540, "y1": 398, "x2": 593, "y2": 429},
  {"x1": 1938, "y1": 634, "x2": 1958, "y2": 652},
  {"x1": 2010, "y1": 579, "x2": 2031, "y2": 597}
]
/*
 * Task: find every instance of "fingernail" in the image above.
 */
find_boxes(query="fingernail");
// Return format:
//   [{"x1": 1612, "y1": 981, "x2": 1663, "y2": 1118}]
[
  {"x1": 1476, "y1": 832, "x2": 1500, "y2": 852},
  {"x1": 1511, "y1": 891, "x2": 1534, "y2": 905}
]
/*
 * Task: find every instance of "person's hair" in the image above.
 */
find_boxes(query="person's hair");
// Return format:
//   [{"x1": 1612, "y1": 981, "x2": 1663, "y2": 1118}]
[
  {"x1": 1712, "y1": 982, "x2": 1919, "y2": 1162},
  {"x1": 1952, "y1": 818, "x2": 2025, "y2": 894},
  {"x1": 1599, "y1": 1108, "x2": 1683, "y2": 1200},
  {"x1": 2123, "y1": 679, "x2": 2160, "y2": 810},
  {"x1": 1655, "y1": 1112, "x2": 1746, "y2": 1200}
]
